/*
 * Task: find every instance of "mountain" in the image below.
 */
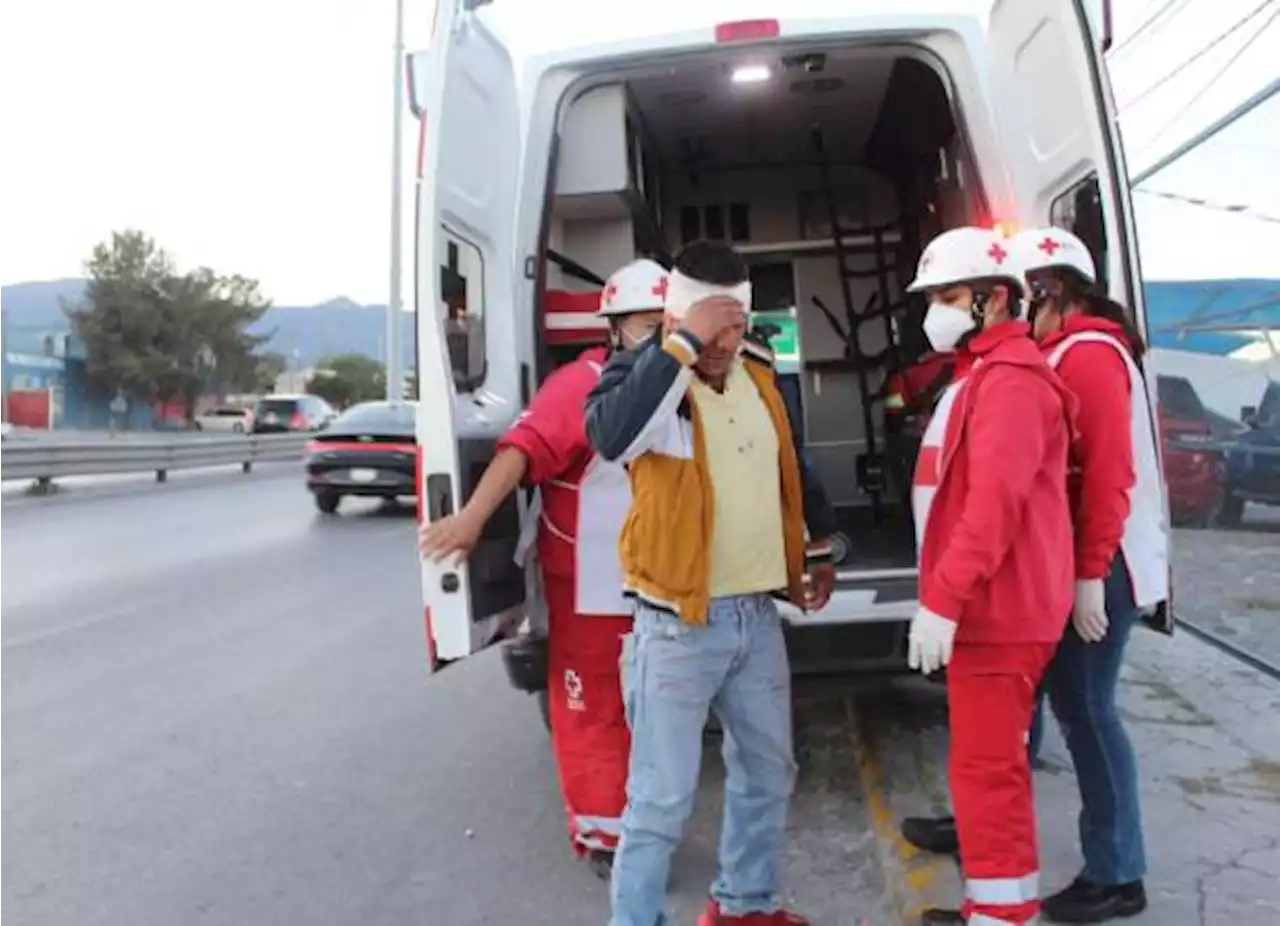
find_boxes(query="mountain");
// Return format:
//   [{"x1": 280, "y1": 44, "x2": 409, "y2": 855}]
[
  {"x1": 8, "y1": 275, "x2": 1277, "y2": 369},
  {"x1": 1, "y1": 279, "x2": 415, "y2": 370}
]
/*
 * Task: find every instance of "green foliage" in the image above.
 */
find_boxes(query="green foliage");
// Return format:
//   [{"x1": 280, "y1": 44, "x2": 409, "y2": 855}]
[
  {"x1": 63, "y1": 230, "x2": 274, "y2": 416},
  {"x1": 307, "y1": 353, "x2": 386, "y2": 408}
]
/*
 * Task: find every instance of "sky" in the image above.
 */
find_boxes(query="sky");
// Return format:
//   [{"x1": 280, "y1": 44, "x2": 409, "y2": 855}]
[{"x1": 1, "y1": 0, "x2": 1277, "y2": 307}]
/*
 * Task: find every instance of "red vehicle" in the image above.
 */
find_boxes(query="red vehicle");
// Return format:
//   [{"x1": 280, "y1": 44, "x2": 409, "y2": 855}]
[{"x1": 1156, "y1": 374, "x2": 1226, "y2": 527}]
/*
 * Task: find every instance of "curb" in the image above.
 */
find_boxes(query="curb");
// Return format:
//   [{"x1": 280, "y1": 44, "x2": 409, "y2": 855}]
[{"x1": 848, "y1": 695, "x2": 963, "y2": 924}]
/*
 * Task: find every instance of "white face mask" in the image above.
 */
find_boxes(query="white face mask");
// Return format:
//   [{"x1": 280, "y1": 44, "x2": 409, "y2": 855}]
[
  {"x1": 922, "y1": 302, "x2": 976, "y2": 352},
  {"x1": 613, "y1": 320, "x2": 659, "y2": 351}
]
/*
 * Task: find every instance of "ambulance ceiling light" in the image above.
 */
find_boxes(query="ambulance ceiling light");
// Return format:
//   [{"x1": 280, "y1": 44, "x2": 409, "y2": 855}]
[{"x1": 731, "y1": 65, "x2": 772, "y2": 85}]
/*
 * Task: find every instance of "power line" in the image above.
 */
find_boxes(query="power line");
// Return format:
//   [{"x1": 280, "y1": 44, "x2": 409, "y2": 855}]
[
  {"x1": 1136, "y1": 187, "x2": 1280, "y2": 224},
  {"x1": 1120, "y1": 0, "x2": 1276, "y2": 111},
  {"x1": 1135, "y1": 7, "x2": 1279, "y2": 154},
  {"x1": 1131, "y1": 76, "x2": 1280, "y2": 183},
  {"x1": 1111, "y1": 0, "x2": 1197, "y2": 57}
]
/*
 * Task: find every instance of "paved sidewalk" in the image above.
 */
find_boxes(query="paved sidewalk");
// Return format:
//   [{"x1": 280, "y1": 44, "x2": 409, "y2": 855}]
[
  {"x1": 1034, "y1": 628, "x2": 1280, "y2": 925},
  {"x1": 866, "y1": 626, "x2": 1280, "y2": 925}
]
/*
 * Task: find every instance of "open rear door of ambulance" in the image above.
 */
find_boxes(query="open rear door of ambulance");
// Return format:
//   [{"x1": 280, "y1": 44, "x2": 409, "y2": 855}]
[
  {"x1": 412, "y1": 0, "x2": 527, "y2": 669},
  {"x1": 988, "y1": 0, "x2": 1173, "y2": 633}
]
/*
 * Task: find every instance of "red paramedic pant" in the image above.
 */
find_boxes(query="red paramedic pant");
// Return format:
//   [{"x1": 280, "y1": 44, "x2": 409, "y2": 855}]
[
  {"x1": 948, "y1": 642, "x2": 1056, "y2": 925},
  {"x1": 544, "y1": 574, "x2": 632, "y2": 856}
]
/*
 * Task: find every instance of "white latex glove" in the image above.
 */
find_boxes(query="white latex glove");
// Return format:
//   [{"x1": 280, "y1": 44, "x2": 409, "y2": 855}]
[
  {"x1": 1072, "y1": 578, "x2": 1109, "y2": 643},
  {"x1": 908, "y1": 607, "x2": 958, "y2": 675}
]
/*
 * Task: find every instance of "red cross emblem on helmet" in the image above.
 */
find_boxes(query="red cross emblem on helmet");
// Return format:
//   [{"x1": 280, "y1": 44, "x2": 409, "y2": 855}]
[
  {"x1": 1038, "y1": 237, "x2": 1062, "y2": 257},
  {"x1": 652, "y1": 277, "x2": 668, "y2": 299},
  {"x1": 987, "y1": 242, "x2": 1008, "y2": 264},
  {"x1": 603, "y1": 281, "x2": 618, "y2": 304}
]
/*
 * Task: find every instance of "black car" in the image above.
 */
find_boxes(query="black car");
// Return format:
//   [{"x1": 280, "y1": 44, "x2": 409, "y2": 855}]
[
  {"x1": 305, "y1": 401, "x2": 418, "y2": 514},
  {"x1": 1221, "y1": 380, "x2": 1280, "y2": 526},
  {"x1": 252, "y1": 394, "x2": 336, "y2": 434}
]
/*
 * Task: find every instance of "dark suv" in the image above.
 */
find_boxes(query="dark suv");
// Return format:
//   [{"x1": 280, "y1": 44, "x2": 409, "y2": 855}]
[
  {"x1": 251, "y1": 395, "x2": 336, "y2": 434},
  {"x1": 1221, "y1": 380, "x2": 1280, "y2": 526}
]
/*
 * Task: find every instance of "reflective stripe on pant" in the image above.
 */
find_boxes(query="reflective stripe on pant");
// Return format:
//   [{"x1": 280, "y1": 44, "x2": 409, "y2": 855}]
[
  {"x1": 544, "y1": 575, "x2": 632, "y2": 856},
  {"x1": 948, "y1": 642, "x2": 1056, "y2": 926}
]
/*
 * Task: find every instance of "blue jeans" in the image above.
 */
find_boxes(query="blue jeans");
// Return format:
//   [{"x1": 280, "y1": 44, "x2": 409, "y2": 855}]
[
  {"x1": 1029, "y1": 687, "x2": 1046, "y2": 763},
  {"x1": 610, "y1": 595, "x2": 796, "y2": 926},
  {"x1": 1044, "y1": 560, "x2": 1147, "y2": 885}
]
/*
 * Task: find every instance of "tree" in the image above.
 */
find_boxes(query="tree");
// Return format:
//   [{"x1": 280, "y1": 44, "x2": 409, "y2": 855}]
[
  {"x1": 65, "y1": 230, "x2": 274, "y2": 419},
  {"x1": 307, "y1": 353, "x2": 386, "y2": 408}
]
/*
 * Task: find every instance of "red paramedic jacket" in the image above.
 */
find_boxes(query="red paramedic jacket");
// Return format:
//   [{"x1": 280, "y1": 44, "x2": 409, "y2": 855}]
[
  {"x1": 1039, "y1": 315, "x2": 1137, "y2": 581},
  {"x1": 886, "y1": 350, "x2": 955, "y2": 417},
  {"x1": 917, "y1": 322, "x2": 1076, "y2": 644},
  {"x1": 495, "y1": 346, "x2": 608, "y2": 581}
]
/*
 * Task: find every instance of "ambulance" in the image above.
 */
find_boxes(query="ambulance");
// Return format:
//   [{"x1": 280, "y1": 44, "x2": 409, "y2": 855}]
[{"x1": 408, "y1": 0, "x2": 1172, "y2": 684}]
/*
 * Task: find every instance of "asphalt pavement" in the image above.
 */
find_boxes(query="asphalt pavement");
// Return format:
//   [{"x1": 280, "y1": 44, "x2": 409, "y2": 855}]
[
  {"x1": 5, "y1": 471, "x2": 1278, "y2": 926},
  {"x1": 1, "y1": 471, "x2": 893, "y2": 926}
]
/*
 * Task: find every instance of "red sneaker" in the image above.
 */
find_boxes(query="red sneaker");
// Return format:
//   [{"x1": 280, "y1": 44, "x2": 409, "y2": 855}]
[{"x1": 695, "y1": 898, "x2": 810, "y2": 926}]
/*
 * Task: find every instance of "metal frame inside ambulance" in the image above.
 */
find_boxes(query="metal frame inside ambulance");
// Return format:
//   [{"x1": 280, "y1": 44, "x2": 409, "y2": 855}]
[{"x1": 412, "y1": 1, "x2": 1172, "y2": 679}]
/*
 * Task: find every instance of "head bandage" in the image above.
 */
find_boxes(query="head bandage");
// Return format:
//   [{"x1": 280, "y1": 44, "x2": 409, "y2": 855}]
[{"x1": 664, "y1": 268, "x2": 752, "y2": 320}]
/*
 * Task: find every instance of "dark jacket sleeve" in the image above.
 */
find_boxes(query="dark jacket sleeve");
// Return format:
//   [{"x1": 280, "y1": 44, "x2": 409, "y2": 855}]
[
  {"x1": 776, "y1": 371, "x2": 838, "y2": 554},
  {"x1": 585, "y1": 331, "x2": 700, "y2": 463}
]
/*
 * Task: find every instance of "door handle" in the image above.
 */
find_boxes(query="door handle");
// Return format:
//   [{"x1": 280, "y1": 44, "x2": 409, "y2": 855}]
[{"x1": 426, "y1": 473, "x2": 454, "y2": 521}]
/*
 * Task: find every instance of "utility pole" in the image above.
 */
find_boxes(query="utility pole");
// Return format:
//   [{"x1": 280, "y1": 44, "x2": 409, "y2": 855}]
[{"x1": 386, "y1": 0, "x2": 406, "y2": 400}]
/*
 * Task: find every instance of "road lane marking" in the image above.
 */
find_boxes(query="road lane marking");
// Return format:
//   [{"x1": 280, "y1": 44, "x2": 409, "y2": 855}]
[
  {"x1": 2, "y1": 593, "x2": 191, "y2": 649},
  {"x1": 847, "y1": 697, "x2": 956, "y2": 924}
]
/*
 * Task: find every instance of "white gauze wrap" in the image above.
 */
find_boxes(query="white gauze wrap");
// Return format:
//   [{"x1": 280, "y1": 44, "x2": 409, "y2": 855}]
[{"x1": 663, "y1": 268, "x2": 752, "y2": 320}]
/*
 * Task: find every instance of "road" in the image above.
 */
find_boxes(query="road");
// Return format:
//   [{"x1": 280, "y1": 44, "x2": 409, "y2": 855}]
[{"x1": 1, "y1": 471, "x2": 894, "y2": 926}]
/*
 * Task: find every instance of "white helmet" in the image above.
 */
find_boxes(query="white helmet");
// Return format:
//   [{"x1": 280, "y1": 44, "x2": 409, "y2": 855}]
[
  {"x1": 907, "y1": 226, "x2": 1022, "y2": 294},
  {"x1": 1008, "y1": 227, "x2": 1097, "y2": 285},
  {"x1": 598, "y1": 258, "x2": 669, "y2": 317}
]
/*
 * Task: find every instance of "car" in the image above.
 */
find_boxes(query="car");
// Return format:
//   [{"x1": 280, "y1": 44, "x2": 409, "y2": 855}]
[
  {"x1": 1156, "y1": 374, "x2": 1227, "y2": 528},
  {"x1": 1221, "y1": 380, "x2": 1280, "y2": 526},
  {"x1": 304, "y1": 400, "x2": 418, "y2": 514},
  {"x1": 251, "y1": 394, "x2": 335, "y2": 434},
  {"x1": 194, "y1": 406, "x2": 254, "y2": 433}
]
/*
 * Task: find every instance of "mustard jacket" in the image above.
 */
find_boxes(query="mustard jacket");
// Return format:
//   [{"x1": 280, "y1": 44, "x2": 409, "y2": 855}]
[{"x1": 585, "y1": 329, "x2": 836, "y2": 624}]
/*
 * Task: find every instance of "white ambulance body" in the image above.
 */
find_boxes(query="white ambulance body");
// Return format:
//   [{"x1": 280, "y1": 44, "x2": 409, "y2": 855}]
[{"x1": 410, "y1": 0, "x2": 1170, "y2": 674}]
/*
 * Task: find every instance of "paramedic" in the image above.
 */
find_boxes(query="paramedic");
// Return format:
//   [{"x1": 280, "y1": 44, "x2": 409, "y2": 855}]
[
  {"x1": 418, "y1": 259, "x2": 668, "y2": 878},
  {"x1": 585, "y1": 240, "x2": 838, "y2": 926},
  {"x1": 883, "y1": 348, "x2": 955, "y2": 428},
  {"x1": 1012, "y1": 226, "x2": 1165, "y2": 923},
  {"x1": 903, "y1": 226, "x2": 1075, "y2": 926},
  {"x1": 883, "y1": 348, "x2": 956, "y2": 495}
]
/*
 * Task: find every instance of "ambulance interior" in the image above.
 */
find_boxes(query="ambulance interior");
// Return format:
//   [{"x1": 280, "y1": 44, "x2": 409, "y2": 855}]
[{"x1": 535, "y1": 44, "x2": 985, "y2": 574}]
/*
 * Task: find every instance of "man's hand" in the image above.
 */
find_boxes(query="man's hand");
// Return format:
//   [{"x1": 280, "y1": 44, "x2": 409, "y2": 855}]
[
  {"x1": 1072, "y1": 578, "x2": 1109, "y2": 643},
  {"x1": 680, "y1": 296, "x2": 746, "y2": 347},
  {"x1": 907, "y1": 606, "x2": 958, "y2": 675},
  {"x1": 804, "y1": 561, "x2": 836, "y2": 611},
  {"x1": 418, "y1": 509, "x2": 485, "y2": 567}
]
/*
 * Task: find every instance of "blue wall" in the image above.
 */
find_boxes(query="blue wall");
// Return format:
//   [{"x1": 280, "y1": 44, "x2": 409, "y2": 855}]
[{"x1": 59, "y1": 362, "x2": 154, "y2": 429}]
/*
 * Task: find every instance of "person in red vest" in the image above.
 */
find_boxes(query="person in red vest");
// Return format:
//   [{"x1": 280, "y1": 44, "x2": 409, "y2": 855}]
[
  {"x1": 1010, "y1": 226, "x2": 1166, "y2": 923},
  {"x1": 884, "y1": 350, "x2": 955, "y2": 429},
  {"x1": 419, "y1": 258, "x2": 667, "y2": 878},
  {"x1": 902, "y1": 226, "x2": 1076, "y2": 926},
  {"x1": 883, "y1": 348, "x2": 958, "y2": 496}
]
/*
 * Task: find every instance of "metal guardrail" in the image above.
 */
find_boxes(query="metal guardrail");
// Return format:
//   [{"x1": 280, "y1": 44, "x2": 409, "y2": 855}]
[{"x1": 0, "y1": 433, "x2": 310, "y2": 485}]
